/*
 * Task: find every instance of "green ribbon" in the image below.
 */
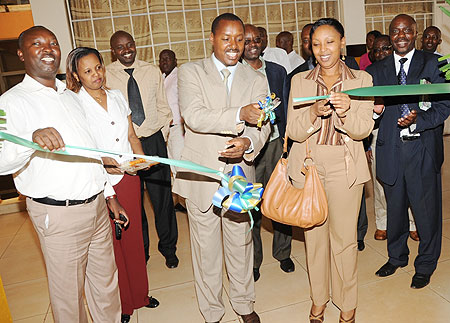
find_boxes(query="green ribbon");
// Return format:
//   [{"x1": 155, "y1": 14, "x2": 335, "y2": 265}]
[
  {"x1": 293, "y1": 83, "x2": 450, "y2": 103},
  {"x1": 0, "y1": 131, "x2": 228, "y2": 181}
]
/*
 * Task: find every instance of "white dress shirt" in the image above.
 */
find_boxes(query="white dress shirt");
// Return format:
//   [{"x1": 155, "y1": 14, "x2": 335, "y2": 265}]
[
  {"x1": 77, "y1": 87, "x2": 133, "y2": 186},
  {"x1": 0, "y1": 75, "x2": 115, "y2": 199},
  {"x1": 262, "y1": 47, "x2": 291, "y2": 73},
  {"x1": 393, "y1": 49, "x2": 419, "y2": 137},
  {"x1": 211, "y1": 54, "x2": 254, "y2": 152},
  {"x1": 287, "y1": 50, "x2": 305, "y2": 71},
  {"x1": 163, "y1": 67, "x2": 182, "y2": 125}
]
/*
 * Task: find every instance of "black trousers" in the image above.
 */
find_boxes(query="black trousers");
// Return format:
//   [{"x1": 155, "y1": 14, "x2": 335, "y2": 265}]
[
  {"x1": 357, "y1": 189, "x2": 368, "y2": 241},
  {"x1": 383, "y1": 139, "x2": 442, "y2": 275},
  {"x1": 253, "y1": 138, "x2": 292, "y2": 269},
  {"x1": 139, "y1": 130, "x2": 178, "y2": 260}
]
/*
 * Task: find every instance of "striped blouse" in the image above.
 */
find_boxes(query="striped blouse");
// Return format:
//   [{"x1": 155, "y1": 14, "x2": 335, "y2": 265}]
[{"x1": 305, "y1": 60, "x2": 356, "y2": 145}]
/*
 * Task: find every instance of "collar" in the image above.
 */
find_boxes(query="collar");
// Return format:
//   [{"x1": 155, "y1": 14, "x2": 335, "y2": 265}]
[
  {"x1": 305, "y1": 59, "x2": 356, "y2": 83},
  {"x1": 242, "y1": 57, "x2": 266, "y2": 74},
  {"x1": 211, "y1": 53, "x2": 238, "y2": 76},
  {"x1": 163, "y1": 66, "x2": 178, "y2": 79},
  {"x1": 394, "y1": 48, "x2": 415, "y2": 64},
  {"x1": 22, "y1": 74, "x2": 66, "y2": 94}
]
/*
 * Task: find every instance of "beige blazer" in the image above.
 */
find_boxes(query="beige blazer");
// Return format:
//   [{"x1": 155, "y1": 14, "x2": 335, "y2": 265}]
[
  {"x1": 287, "y1": 69, "x2": 374, "y2": 188},
  {"x1": 173, "y1": 57, "x2": 271, "y2": 211}
]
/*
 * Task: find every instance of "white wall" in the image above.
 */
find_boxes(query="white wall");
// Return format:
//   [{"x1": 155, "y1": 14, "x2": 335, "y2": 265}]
[
  {"x1": 340, "y1": 0, "x2": 366, "y2": 46},
  {"x1": 29, "y1": 0, "x2": 73, "y2": 73}
]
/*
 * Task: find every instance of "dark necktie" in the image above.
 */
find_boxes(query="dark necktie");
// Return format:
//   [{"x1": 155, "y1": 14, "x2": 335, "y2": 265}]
[
  {"x1": 397, "y1": 58, "x2": 410, "y2": 117},
  {"x1": 124, "y1": 68, "x2": 145, "y2": 126}
]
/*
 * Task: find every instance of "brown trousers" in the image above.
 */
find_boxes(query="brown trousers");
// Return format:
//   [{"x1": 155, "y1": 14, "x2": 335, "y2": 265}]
[
  {"x1": 26, "y1": 195, "x2": 121, "y2": 323},
  {"x1": 293, "y1": 145, "x2": 363, "y2": 312},
  {"x1": 186, "y1": 200, "x2": 255, "y2": 323}
]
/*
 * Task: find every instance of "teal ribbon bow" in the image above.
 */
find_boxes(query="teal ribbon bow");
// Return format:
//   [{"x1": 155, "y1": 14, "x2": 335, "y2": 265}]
[{"x1": 212, "y1": 165, "x2": 264, "y2": 229}]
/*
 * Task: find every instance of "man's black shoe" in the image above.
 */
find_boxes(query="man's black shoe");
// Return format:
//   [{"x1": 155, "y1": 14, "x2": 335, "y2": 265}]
[
  {"x1": 165, "y1": 255, "x2": 179, "y2": 269},
  {"x1": 280, "y1": 258, "x2": 295, "y2": 273},
  {"x1": 357, "y1": 240, "x2": 365, "y2": 251},
  {"x1": 121, "y1": 314, "x2": 130, "y2": 323},
  {"x1": 375, "y1": 262, "x2": 405, "y2": 277},
  {"x1": 253, "y1": 268, "x2": 260, "y2": 282},
  {"x1": 411, "y1": 273, "x2": 431, "y2": 289}
]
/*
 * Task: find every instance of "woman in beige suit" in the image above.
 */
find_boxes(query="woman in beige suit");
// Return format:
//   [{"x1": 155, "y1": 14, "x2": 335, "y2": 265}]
[{"x1": 287, "y1": 18, "x2": 374, "y2": 323}]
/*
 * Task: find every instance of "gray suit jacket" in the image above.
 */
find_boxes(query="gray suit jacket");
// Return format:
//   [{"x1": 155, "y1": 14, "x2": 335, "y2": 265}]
[{"x1": 173, "y1": 57, "x2": 271, "y2": 211}]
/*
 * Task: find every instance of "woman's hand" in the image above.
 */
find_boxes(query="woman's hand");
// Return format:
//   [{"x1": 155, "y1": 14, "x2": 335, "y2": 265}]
[
  {"x1": 310, "y1": 99, "x2": 332, "y2": 122},
  {"x1": 101, "y1": 157, "x2": 123, "y2": 175},
  {"x1": 329, "y1": 92, "x2": 351, "y2": 117}
]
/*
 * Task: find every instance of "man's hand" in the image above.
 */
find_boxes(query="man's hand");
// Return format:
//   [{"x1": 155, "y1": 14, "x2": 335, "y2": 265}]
[
  {"x1": 398, "y1": 110, "x2": 417, "y2": 128},
  {"x1": 365, "y1": 150, "x2": 373, "y2": 162},
  {"x1": 101, "y1": 157, "x2": 124, "y2": 175},
  {"x1": 374, "y1": 104, "x2": 384, "y2": 114},
  {"x1": 107, "y1": 197, "x2": 129, "y2": 227},
  {"x1": 218, "y1": 137, "x2": 251, "y2": 159},
  {"x1": 32, "y1": 127, "x2": 65, "y2": 151},
  {"x1": 239, "y1": 103, "x2": 263, "y2": 125}
]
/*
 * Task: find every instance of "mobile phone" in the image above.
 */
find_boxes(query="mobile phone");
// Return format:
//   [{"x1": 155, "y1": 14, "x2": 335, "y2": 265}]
[{"x1": 110, "y1": 212, "x2": 127, "y2": 240}]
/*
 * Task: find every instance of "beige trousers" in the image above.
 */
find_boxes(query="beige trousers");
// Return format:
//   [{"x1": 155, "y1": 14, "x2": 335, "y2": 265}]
[
  {"x1": 26, "y1": 196, "x2": 121, "y2": 323},
  {"x1": 186, "y1": 199, "x2": 255, "y2": 322},
  {"x1": 370, "y1": 129, "x2": 416, "y2": 231},
  {"x1": 294, "y1": 145, "x2": 362, "y2": 312}
]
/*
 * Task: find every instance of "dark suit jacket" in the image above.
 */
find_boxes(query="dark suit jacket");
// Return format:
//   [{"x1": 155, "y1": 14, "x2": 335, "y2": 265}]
[
  {"x1": 265, "y1": 61, "x2": 288, "y2": 140},
  {"x1": 366, "y1": 50, "x2": 450, "y2": 185}
]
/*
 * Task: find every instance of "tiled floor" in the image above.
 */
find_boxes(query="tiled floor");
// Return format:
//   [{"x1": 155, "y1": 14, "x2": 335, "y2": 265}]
[{"x1": 2, "y1": 136, "x2": 450, "y2": 323}]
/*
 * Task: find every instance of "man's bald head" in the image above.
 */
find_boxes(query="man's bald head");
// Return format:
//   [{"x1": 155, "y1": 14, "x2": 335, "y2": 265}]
[
  {"x1": 18, "y1": 26, "x2": 55, "y2": 49},
  {"x1": 276, "y1": 31, "x2": 294, "y2": 53}
]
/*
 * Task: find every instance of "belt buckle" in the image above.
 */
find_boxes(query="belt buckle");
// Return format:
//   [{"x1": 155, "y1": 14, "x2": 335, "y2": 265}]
[{"x1": 65, "y1": 199, "x2": 70, "y2": 207}]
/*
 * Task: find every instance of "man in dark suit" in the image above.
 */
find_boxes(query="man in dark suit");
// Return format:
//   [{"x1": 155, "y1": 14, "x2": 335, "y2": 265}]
[
  {"x1": 242, "y1": 24, "x2": 295, "y2": 282},
  {"x1": 366, "y1": 14, "x2": 450, "y2": 289}
]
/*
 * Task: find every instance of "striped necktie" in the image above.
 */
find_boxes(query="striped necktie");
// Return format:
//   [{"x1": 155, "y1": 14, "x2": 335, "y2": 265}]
[{"x1": 397, "y1": 58, "x2": 410, "y2": 118}]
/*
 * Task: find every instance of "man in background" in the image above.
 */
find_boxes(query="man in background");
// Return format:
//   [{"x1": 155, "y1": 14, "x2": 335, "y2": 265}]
[
  {"x1": 421, "y1": 26, "x2": 443, "y2": 56},
  {"x1": 276, "y1": 30, "x2": 305, "y2": 71},
  {"x1": 258, "y1": 26, "x2": 291, "y2": 73},
  {"x1": 107, "y1": 31, "x2": 179, "y2": 269},
  {"x1": 159, "y1": 49, "x2": 185, "y2": 211},
  {"x1": 242, "y1": 24, "x2": 295, "y2": 282}
]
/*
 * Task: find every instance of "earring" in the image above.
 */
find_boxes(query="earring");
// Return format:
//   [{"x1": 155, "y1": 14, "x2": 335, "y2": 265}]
[{"x1": 341, "y1": 54, "x2": 345, "y2": 61}]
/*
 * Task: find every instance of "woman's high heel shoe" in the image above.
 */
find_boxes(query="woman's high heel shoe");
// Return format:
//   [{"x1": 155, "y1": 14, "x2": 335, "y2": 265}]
[
  {"x1": 309, "y1": 306, "x2": 325, "y2": 323},
  {"x1": 339, "y1": 310, "x2": 356, "y2": 323}
]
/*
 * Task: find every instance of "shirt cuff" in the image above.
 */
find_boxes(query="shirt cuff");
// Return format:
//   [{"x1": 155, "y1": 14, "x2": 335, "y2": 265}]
[
  {"x1": 103, "y1": 181, "x2": 116, "y2": 198},
  {"x1": 242, "y1": 136, "x2": 254, "y2": 153}
]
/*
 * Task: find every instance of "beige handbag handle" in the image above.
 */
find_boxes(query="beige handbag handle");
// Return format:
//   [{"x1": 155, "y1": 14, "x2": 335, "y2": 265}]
[{"x1": 283, "y1": 122, "x2": 311, "y2": 159}]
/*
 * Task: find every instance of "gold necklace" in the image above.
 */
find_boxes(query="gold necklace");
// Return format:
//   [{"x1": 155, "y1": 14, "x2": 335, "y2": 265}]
[{"x1": 93, "y1": 89, "x2": 105, "y2": 103}]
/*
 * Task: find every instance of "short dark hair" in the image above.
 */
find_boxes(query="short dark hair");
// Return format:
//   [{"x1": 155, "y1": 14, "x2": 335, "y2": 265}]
[
  {"x1": 211, "y1": 13, "x2": 244, "y2": 34},
  {"x1": 276, "y1": 31, "x2": 293, "y2": 42},
  {"x1": 424, "y1": 26, "x2": 441, "y2": 37},
  {"x1": 65, "y1": 47, "x2": 106, "y2": 93},
  {"x1": 159, "y1": 49, "x2": 176, "y2": 59},
  {"x1": 18, "y1": 26, "x2": 54, "y2": 49},
  {"x1": 374, "y1": 34, "x2": 391, "y2": 44},
  {"x1": 310, "y1": 18, "x2": 345, "y2": 40},
  {"x1": 367, "y1": 30, "x2": 382, "y2": 39}
]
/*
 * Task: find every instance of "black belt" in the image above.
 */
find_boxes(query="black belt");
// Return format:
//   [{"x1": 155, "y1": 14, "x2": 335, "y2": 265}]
[
  {"x1": 401, "y1": 135, "x2": 420, "y2": 142},
  {"x1": 31, "y1": 192, "x2": 101, "y2": 206}
]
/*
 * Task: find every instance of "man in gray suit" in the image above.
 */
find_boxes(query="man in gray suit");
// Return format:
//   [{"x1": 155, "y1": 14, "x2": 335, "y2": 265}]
[{"x1": 174, "y1": 13, "x2": 270, "y2": 323}]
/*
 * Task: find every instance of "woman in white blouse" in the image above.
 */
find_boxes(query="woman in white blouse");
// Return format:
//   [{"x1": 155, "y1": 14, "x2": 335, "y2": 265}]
[{"x1": 66, "y1": 47, "x2": 159, "y2": 323}]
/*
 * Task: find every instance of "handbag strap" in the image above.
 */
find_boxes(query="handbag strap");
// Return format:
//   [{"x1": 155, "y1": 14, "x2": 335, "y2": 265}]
[{"x1": 283, "y1": 122, "x2": 311, "y2": 158}]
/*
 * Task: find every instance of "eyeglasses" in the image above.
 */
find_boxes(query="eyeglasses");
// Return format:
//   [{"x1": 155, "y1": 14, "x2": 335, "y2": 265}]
[
  {"x1": 244, "y1": 38, "x2": 262, "y2": 46},
  {"x1": 373, "y1": 46, "x2": 392, "y2": 53}
]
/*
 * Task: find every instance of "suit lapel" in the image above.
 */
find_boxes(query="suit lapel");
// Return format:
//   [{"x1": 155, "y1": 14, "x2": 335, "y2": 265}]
[
  {"x1": 383, "y1": 55, "x2": 398, "y2": 85},
  {"x1": 205, "y1": 57, "x2": 228, "y2": 106},
  {"x1": 229, "y1": 63, "x2": 245, "y2": 106},
  {"x1": 407, "y1": 50, "x2": 423, "y2": 84}
]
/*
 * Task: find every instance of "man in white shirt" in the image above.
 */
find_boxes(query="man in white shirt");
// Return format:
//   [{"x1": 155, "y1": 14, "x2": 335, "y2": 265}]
[
  {"x1": 258, "y1": 26, "x2": 291, "y2": 73},
  {"x1": 276, "y1": 31, "x2": 305, "y2": 71},
  {"x1": 159, "y1": 49, "x2": 186, "y2": 210},
  {"x1": 0, "y1": 26, "x2": 125, "y2": 323}
]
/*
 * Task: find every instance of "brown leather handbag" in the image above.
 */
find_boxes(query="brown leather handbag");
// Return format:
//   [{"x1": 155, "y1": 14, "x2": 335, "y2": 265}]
[{"x1": 261, "y1": 133, "x2": 328, "y2": 228}]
